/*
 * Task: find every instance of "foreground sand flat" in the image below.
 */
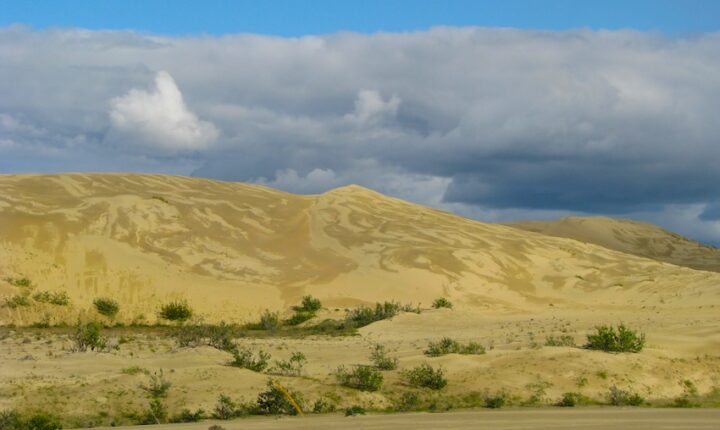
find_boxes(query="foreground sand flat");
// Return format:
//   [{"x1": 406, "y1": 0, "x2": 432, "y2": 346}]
[{"x1": 95, "y1": 409, "x2": 720, "y2": 430}]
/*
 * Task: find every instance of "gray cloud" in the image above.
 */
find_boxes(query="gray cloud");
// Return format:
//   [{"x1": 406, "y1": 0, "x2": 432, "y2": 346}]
[{"x1": 1, "y1": 25, "x2": 720, "y2": 244}]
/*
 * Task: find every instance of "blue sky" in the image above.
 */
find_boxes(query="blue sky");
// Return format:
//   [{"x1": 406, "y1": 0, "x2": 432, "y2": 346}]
[{"x1": 2, "y1": 0, "x2": 719, "y2": 35}]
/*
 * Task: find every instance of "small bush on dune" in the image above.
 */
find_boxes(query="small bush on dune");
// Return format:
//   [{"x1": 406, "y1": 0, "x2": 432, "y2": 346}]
[
  {"x1": 556, "y1": 392, "x2": 591, "y2": 407},
  {"x1": 72, "y1": 321, "x2": 106, "y2": 352},
  {"x1": 401, "y1": 363, "x2": 447, "y2": 390},
  {"x1": 140, "y1": 370, "x2": 172, "y2": 398},
  {"x1": 608, "y1": 385, "x2": 644, "y2": 406},
  {"x1": 432, "y1": 297, "x2": 453, "y2": 309},
  {"x1": 3, "y1": 294, "x2": 30, "y2": 309},
  {"x1": 344, "y1": 405, "x2": 366, "y2": 416},
  {"x1": 6, "y1": 277, "x2": 32, "y2": 288},
  {"x1": 93, "y1": 298, "x2": 119, "y2": 318},
  {"x1": 345, "y1": 301, "x2": 418, "y2": 327},
  {"x1": 170, "y1": 408, "x2": 205, "y2": 423},
  {"x1": 484, "y1": 393, "x2": 507, "y2": 409},
  {"x1": 424, "y1": 337, "x2": 485, "y2": 356},
  {"x1": 256, "y1": 380, "x2": 304, "y2": 415},
  {"x1": 271, "y1": 352, "x2": 307, "y2": 376},
  {"x1": 369, "y1": 344, "x2": 398, "y2": 370},
  {"x1": 0, "y1": 411, "x2": 62, "y2": 430},
  {"x1": 335, "y1": 365, "x2": 384, "y2": 391},
  {"x1": 545, "y1": 335, "x2": 576, "y2": 347},
  {"x1": 312, "y1": 398, "x2": 337, "y2": 413},
  {"x1": 295, "y1": 295, "x2": 322, "y2": 313},
  {"x1": 213, "y1": 395, "x2": 239, "y2": 420},
  {"x1": 158, "y1": 300, "x2": 193, "y2": 322},
  {"x1": 230, "y1": 346, "x2": 270, "y2": 372},
  {"x1": 586, "y1": 324, "x2": 645, "y2": 353},
  {"x1": 32, "y1": 291, "x2": 70, "y2": 306}
]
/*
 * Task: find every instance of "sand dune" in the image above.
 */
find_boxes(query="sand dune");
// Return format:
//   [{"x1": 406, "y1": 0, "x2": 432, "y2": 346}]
[
  {"x1": 1, "y1": 173, "x2": 719, "y2": 325},
  {"x1": 506, "y1": 216, "x2": 720, "y2": 273}
]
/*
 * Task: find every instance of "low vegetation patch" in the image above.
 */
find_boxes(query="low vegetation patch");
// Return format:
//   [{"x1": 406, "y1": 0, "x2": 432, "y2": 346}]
[
  {"x1": 93, "y1": 297, "x2": 119, "y2": 318},
  {"x1": 335, "y1": 365, "x2": 384, "y2": 391},
  {"x1": 0, "y1": 410, "x2": 62, "y2": 430},
  {"x1": 3, "y1": 294, "x2": 30, "y2": 309},
  {"x1": 424, "y1": 337, "x2": 485, "y2": 356},
  {"x1": 585, "y1": 324, "x2": 645, "y2": 353},
  {"x1": 230, "y1": 345, "x2": 271, "y2": 372},
  {"x1": 158, "y1": 300, "x2": 193, "y2": 322},
  {"x1": 345, "y1": 301, "x2": 419, "y2": 328},
  {"x1": 556, "y1": 392, "x2": 592, "y2": 407},
  {"x1": 32, "y1": 291, "x2": 70, "y2": 306},
  {"x1": 544, "y1": 335, "x2": 575, "y2": 347},
  {"x1": 271, "y1": 351, "x2": 306, "y2": 376},
  {"x1": 608, "y1": 385, "x2": 645, "y2": 406},
  {"x1": 401, "y1": 363, "x2": 447, "y2": 390},
  {"x1": 72, "y1": 321, "x2": 106, "y2": 352},
  {"x1": 432, "y1": 297, "x2": 453, "y2": 309},
  {"x1": 484, "y1": 392, "x2": 507, "y2": 409},
  {"x1": 256, "y1": 380, "x2": 304, "y2": 415},
  {"x1": 369, "y1": 343, "x2": 398, "y2": 370},
  {"x1": 344, "y1": 405, "x2": 366, "y2": 416},
  {"x1": 5, "y1": 277, "x2": 32, "y2": 288}
]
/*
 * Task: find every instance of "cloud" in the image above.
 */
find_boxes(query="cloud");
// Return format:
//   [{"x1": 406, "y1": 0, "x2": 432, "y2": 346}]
[
  {"x1": 1, "y1": 26, "x2": 720, "y2": 244},
  {"x1": 108, "y1": 71, "x2": 218, "y2": 152}
]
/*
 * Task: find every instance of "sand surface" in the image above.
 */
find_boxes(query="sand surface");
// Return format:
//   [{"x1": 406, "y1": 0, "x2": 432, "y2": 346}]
[{"x1": 0, "y1": 174, "x2": 718, "y2": 427}]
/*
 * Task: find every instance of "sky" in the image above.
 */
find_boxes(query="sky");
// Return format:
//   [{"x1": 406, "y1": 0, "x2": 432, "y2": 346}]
[{"x1": 1, "y1": 1, "x2": 720, "y2": 245}]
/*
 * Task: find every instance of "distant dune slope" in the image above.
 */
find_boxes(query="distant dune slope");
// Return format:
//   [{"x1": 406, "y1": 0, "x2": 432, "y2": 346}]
[
  {"x1": 0, "y1": 174, "x2": 718, "y2": 325},
  {"x1": 505, "y1": 217, "x2": 720, "y2": 273}
]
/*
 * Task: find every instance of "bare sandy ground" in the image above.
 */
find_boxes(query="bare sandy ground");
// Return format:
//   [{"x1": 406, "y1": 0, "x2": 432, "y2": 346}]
[{"x1": 95, "y1": 409, "x2": 720, "y2": 430}]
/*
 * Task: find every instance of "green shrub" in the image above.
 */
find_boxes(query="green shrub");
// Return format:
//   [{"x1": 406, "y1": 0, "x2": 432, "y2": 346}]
[
  {"x1": 256, "y1": 380, "x2": 304, "y2": 415},
  {"x1": 32, "y1": 291, "x2": 70, "y2": 306},
  {"x1": 394, "y1": 391, "x2": 421, "y2": 411},
  {"x1": 344, "y1": 405, "x2": 366, "y2": 416},
  {"x1": 401, "y1": 363, "x2": 447, "y2": 390},
  {"x1": 72, "y1": 321, "x2": 106, "y2": 352},
  {"x1": 140, "y1": 370, "x2": 172, "y2": 398},
  {"x1": 93, "y1": 298, "x2": 119, "y2": 318},
  {"x1": 140, "y1": 398, "x2": 168, "y2": 425},
  {"x1": 345, "y1": 301, "x2": 409, "y2": 327},
  {"x1": 7, "y1": 277, "x2": 32, "y2": 288},
  {"x1": 585, "y1": 324, "x2": 645, "y2": 353},
  {"x1": 295, "y1": 295, "x2": 322, "y2": 313},
  {"x1": 4, "y1": 294, "x2": 30, "y2": 309},
  {"x1": 284, "y1": 311, "x2": 315, "y2": 326},
  {"x1": 432, "y1": 297, "x2": 453, "y2": 309},
  {"x1": 272, "y1": 352, "x2": 307, "y2": 376},
  {"x1": 158, "y1": 300, "x2": 193, "y2": 322},
  {"x1": 312, "y1": 398, "x2": 337, "y2": 413},
  {"x1": 172, "y1": 322, "x2": 237, "y2": 351},
  {"x1": 170, "y1": 408, "x2": 205, "y2": 423},
  {"x1": 230, "y1": 346, "x2": 270, "y2": 372},
  {"x1": 557, "y1": 392, "x2": 583, "y2": 407},
  {"x1": 424, "y1": 337, "x2": 485, "y2": 356},
  {"x1": 1, "y1": 412, "x2": 63, "y2": 430},
  {"x1": 545, "y1": 335, "x2": 576, "y2": 347},
  {"x1": 608, "y1": 385, "x2": 644, "y2": 406},
  {"x1": 370, "y1": 344, "x2": 398, "y2": 370},
  {"x1": 335, "y1": 365, "x2": 384, "y2": 391},
  {"x1": 213, "y1": 395, "x2": 238, "y2": 420},
  {"x1": 484, "y1": 393, "x2": 507, "y2": 408},
  {"x1": 0, "y1": 410, "x2": 22, "y2": 430}
]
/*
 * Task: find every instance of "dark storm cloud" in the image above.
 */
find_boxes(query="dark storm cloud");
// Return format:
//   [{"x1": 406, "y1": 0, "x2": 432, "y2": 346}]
[{"x1": 1, "y1": 25, "x2": 719, "y2": 242}]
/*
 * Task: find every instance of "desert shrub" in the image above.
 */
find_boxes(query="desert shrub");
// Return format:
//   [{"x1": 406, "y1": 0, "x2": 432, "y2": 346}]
[
  {"x1": 272, "y1": 352, "x2": 307, "y2": 376},
  {"x1": 170, "y1": 408, "x2": 205, "y2": 423},
  {"x1": 230, "y1": 346, "x2": 270, "y2": 372},
  {"x1": 158, "y1": 300, "x2": 193, "y2": 322},
  {"x1": 335, "y1": 365, "x2": 384, "y2": 391},
  {"x1": 140, "y1": 398, "x2": 168, "y2": 425},
  {"x1": 284, "y1": 311, "x2": 315, "y2": 326},
  {"x1": 3, "y1": 412, "x2": 63, "y2": 430},
  {"x1": 7, "y1": 277, "x2": 32, "y2": 288},
  {"x1": 72, "y1": 321, "x2": 106, "y2": 352},
  {"x1": 213, "y1": 395, "x2": 238, "y2": 420},
  {"x1": 424, "y1": 337, "x2": 485, "y2": 356},
  {"x1": 246, "y1": 310, "x2": 281, "y2": 331},
  {"x1": 432, "y1": 297, "x2": 453, "y2": 309},
  {"x1": 312, "y1": 398, "x2": 337, "y2": 413},
  {"x1": 295, "y1": 295, "x2": 322, "y2": 313},
  {"x1": 401, "y1": 363, "x2": 447, "y2": 390},
  {"x1": 608, "y1": 385, "x2": 644, "y2": 406},
  {"x1": 208, "y1": 426, "x2": 226, "y2": 430},
  {"x1": 121, "y1": 366, "x2": 147, "y2": 375},
  {"x1": 4, "y1": 294, "x2": 30, "y2": 309},
  {"x1": 545, "y1": 335, "x2": 576, "y2": 347},
  {"x1": 484, "y1": 393, "x2": 507, "y2": 408},
  {"x1": 140, "y1": 370, "x2": 172, "y2": 398},
  {"x1": 557, "y1": 392, "x2": 582, "y2": 407},
  {"x1": 345, "y1": 301, "x2": 405, "y2": 327},
  {"x1": 369, "y1": 344, "x2": 398, "y2": 370},
  {"x1": 93, "y1": 298, "x2": 119, "y2": 318},
  {"x1": 256, "y1": 380, "x2": 304, "y2": 415},
  {"x1": 344, "y1": 405, "x2": 366, "y2": 416},
  {"x1": 394, "y1": 391, "x2": 421, "y2": 411},
  {"x1": 172, "y1": 322, "x2": 236, "y2": 351},
  {"x1": 32, "y1": 291, "x2": 70, "y2": 306},
  {"x1": 585, "y1": 324, "x2": 645, "y2": 353}
]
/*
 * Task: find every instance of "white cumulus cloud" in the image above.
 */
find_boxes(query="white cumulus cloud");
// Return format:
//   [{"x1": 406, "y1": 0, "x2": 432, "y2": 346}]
[{"x1": 108, "y1": 71, "x2": 218, "y2": 152}]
